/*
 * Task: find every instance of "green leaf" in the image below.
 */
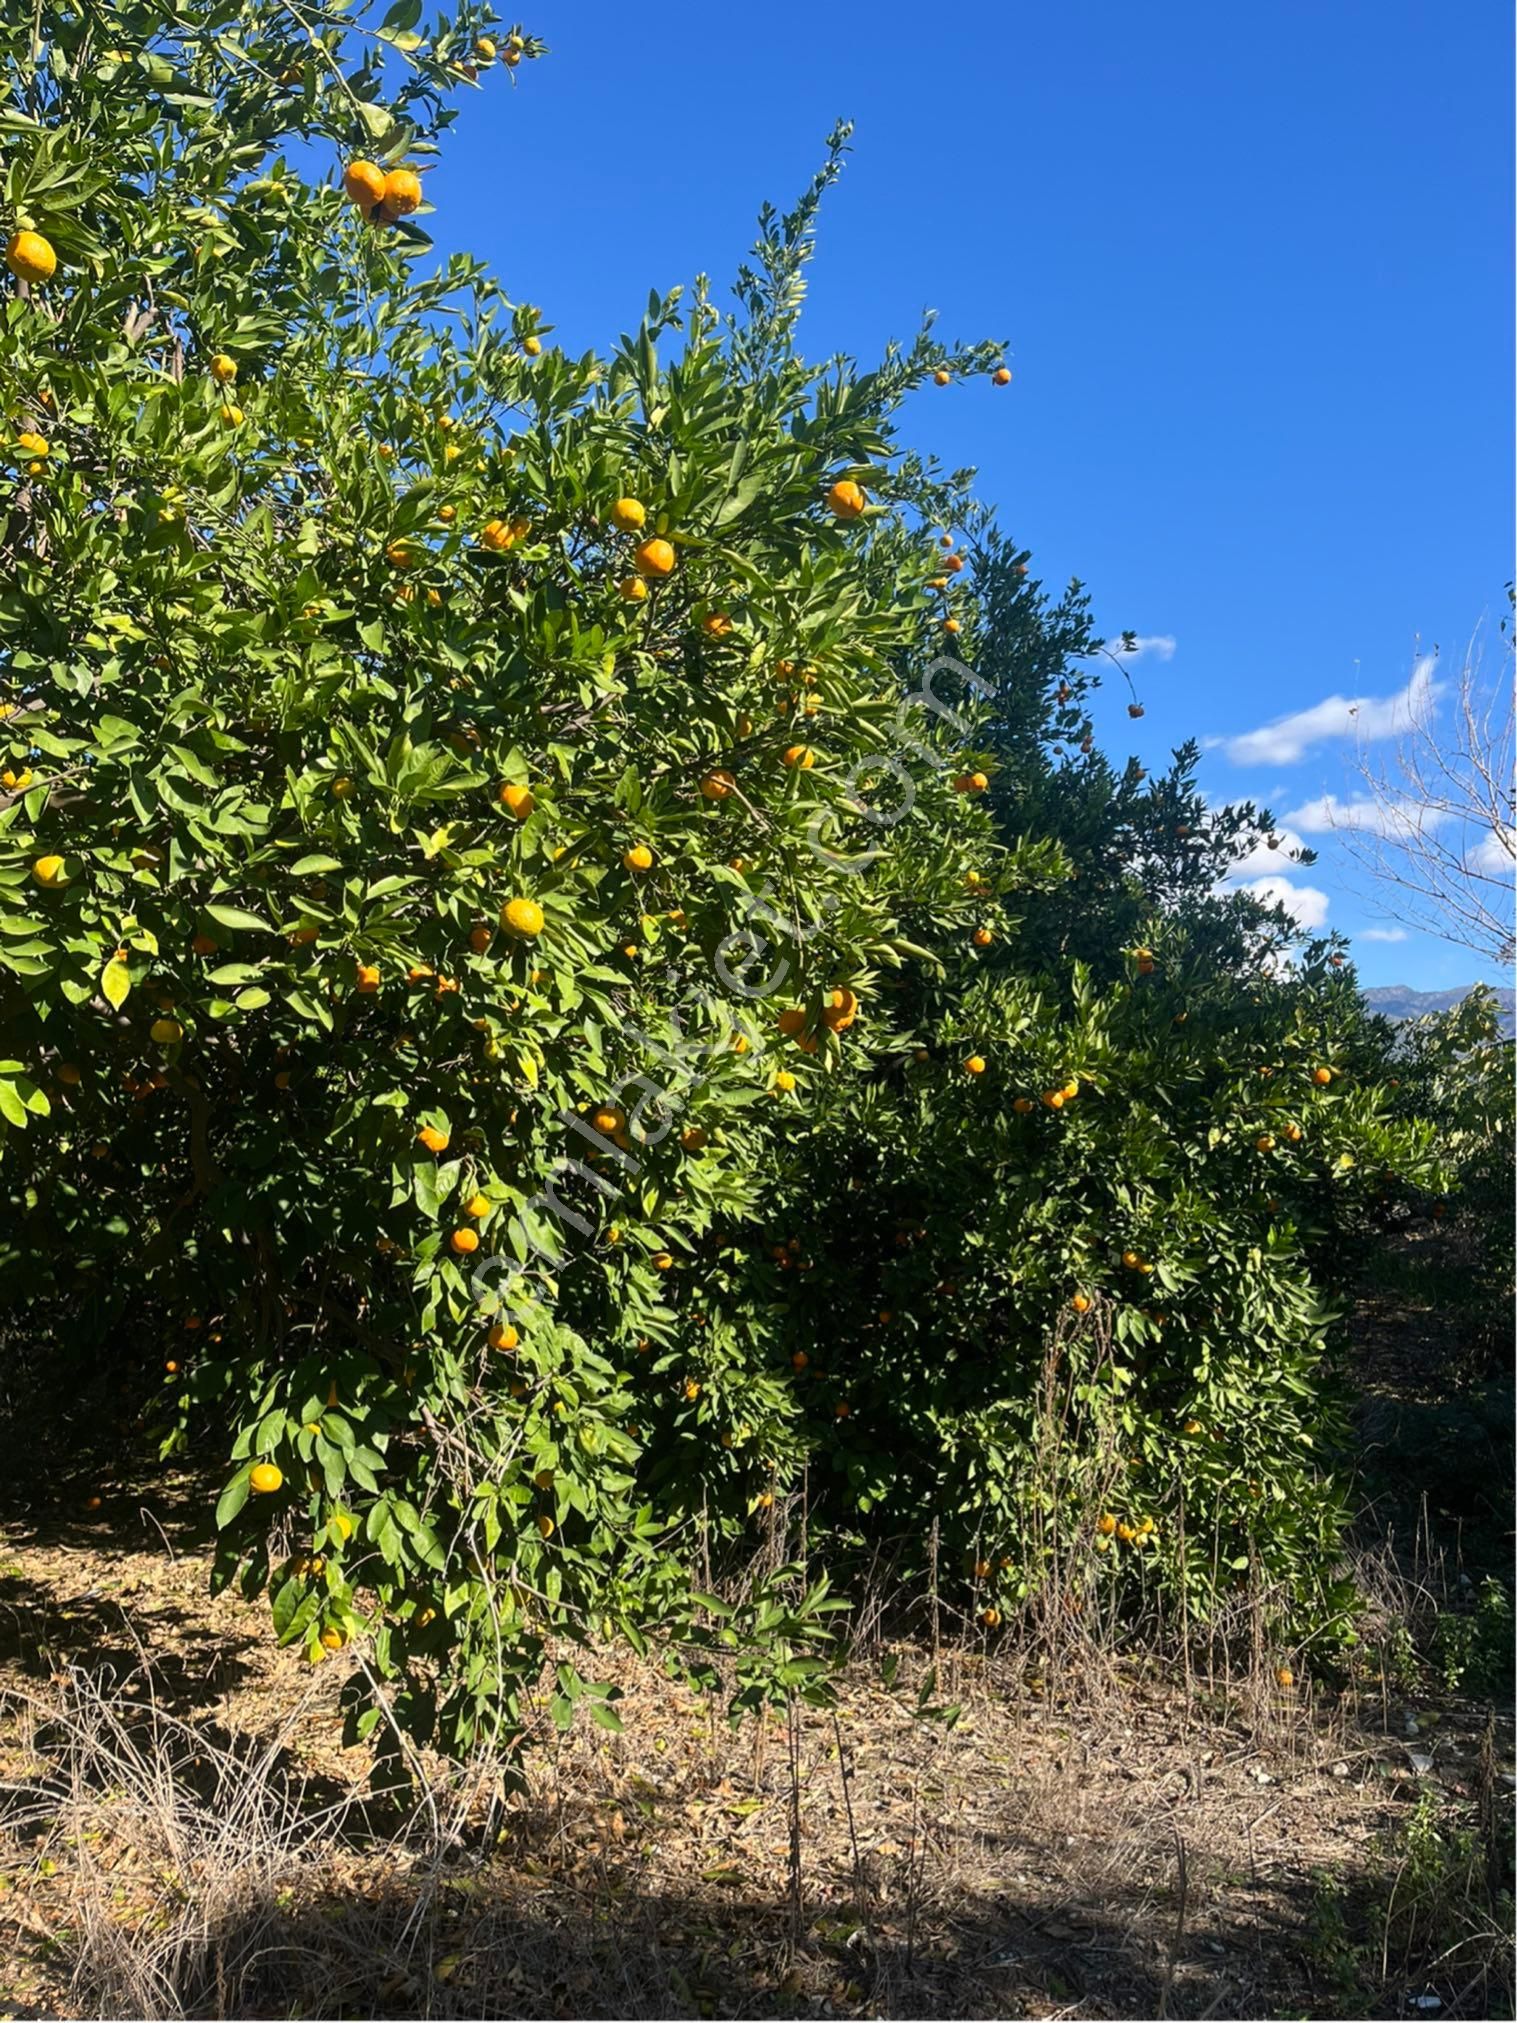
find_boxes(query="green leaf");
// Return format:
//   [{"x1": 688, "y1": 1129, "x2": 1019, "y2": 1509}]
[
  {"x1": 101, "y1": 959, "x2": 131, "y2": 1008},
  {"x1": 215, "y1": 1469, "x2": 251, "y2": 1528},
  {"x1": 205, "y1": 904, "x2": 272, "y2": 933}
]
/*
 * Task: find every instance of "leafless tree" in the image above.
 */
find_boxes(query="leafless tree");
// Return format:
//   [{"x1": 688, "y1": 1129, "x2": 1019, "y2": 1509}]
[{"x1": 1331, "y1": 616, "x2": 1515, "y2": 965}]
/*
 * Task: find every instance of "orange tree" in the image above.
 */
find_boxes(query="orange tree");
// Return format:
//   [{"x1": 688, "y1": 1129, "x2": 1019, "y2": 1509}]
[
  {"x1": 0, "y1": 7, "x2": 1037, "y2": 1755},
  {"x1": 683, "y1": 539, "x2": 1447, "y2": 1653}
]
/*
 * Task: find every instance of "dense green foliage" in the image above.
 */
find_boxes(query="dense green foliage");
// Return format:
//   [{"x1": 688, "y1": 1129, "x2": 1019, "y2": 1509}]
[{"x1": 0, "y1": 0, "x2": 1458, "y2": 1766}]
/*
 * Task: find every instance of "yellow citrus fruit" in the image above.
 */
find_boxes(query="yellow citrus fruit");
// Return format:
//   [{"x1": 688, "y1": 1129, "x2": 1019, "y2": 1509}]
[
  {"x1": 964, "y1": 1054, "x2": 986, "y2": 1075},
  {"x1": 209, "y1": 353, "x2": 237, "y2": 383},
  {"x1": 634, "y1": 537, "x2": 676, "y2": 578},
  {"x1": 700, "y1": 769, "x2": 736, "y2": 800},
  {"x1": 619, "y1": 576, "x2": 648, "y2": 602},
  {"x1": 417, "y1": 1125, "x2": 449, "y2": 1153},
  {"x1": 30, "y1": 855, "x2": 66, "y2": 887},
  {"x1": 537, "y1": 1514, "x2": 555, "y2": 1538},
  {"x1": 1042, "y1": 1090, "x2": 1064, "y2": 1110},
  {"x1": 250, "y1": 1462, "x2": 283, "y2": 1494},
  {"x1": 489, "y1": 1322, "x2": 519, "y2": 1350},
  {"x1": 1071, "y1": 1293, "x2": 1091, "y2": 1314},
  {"x1": 1276, "y1": 1666, "x2": 1294, "y2": 1689},
  {"x1": 342, "y1": 159, "x2": 387, "y2": 211},
  {"x1": 623, "y1": 843, "x2": 654, "y2": 872},
  {"x1": 781, "y1": 744, "x2": 815, "y2": 770},
  {"x1": 826, "y1": 478, "x2": 866, "y2": 519},
  {"x1": 773, "y1": 1070, "x2": 796, "y2": 1092},
  {"x1": 498, "y1": 781, "x2": 534, "y2": 819},
  {"x1": 973, "y1": 927, "x2": 993, "y2": 947},
  {"x1": 379, "y1": 167, "x2": 423, "y2": 218},
  {"x1": 500, "y1": 897, "x2": 544, "y2": 938},
  {"x1": 652, "y1": 1251, "x2": 674, "y2": 1271},
  {"x1": 219, "y1": 404, "x2": 244, "y2": 428},
  {"x1": 319, "y1": 1625, "x2": 346, "y2": 1651},
  {"x1": 703, "y1": 612, "x2": 734, "y2": 639},
  {"x1": 464, "y1": 1193, "x2": 491, "y2": 1219},
  {"x1": 1121, "y1": 1250, "x2": 1141, "y2": 1270},
  {"x1": 149, "y1": 1017, "x2": 182, "y2": 1045},
  {"x1": 934, "y1": 368, "x2": 952, "y2": 386},
  {"x1": 611, "y1": 497, "x2": 646, "y2": 531},
  {"x1": 1255, "y1": 1134, "x2": 1274, "y2": 1153},
  {"x1": 6, "y1": 230, "x2": 56, "y2": 284}
]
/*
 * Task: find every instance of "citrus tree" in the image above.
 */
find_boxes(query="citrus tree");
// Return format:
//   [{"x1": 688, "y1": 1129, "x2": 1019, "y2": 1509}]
[{"x1": 0, "y1": 4, "x2": 1033, "y2": 1760}]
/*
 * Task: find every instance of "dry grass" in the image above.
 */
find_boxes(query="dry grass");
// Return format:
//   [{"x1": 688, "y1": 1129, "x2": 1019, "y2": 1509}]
[{"x1": 1, "y1": 1490, "x2": 1510, "y2": 2023}]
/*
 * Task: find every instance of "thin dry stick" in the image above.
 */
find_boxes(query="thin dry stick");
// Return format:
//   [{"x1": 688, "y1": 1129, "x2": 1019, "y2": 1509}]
[{"x1": 1156, "y1": 1825, "x2": 1189, "y2": 2018}]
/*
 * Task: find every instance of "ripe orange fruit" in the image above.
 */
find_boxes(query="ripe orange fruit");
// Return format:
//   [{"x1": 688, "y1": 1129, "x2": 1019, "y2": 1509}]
[
  {"x1": 489, "y1": 1322, "x2": 519, "y2": 1350},
  {"x1": 1285, "y1": 1123, "x2": 1303, "y2": 1143},
  {"x1": 469, "y1": 924, "x2": 493, "y2": 953},
  {"x1": 680, "y1": 1125, "x2": 707, "y2": 1151},
  {"x1": 1071, "y1": 1293, "x2": 1091, "y2": 1314},
  {"x1": 943, "y1": 617, "x2": 961, "y2": 635},
  {"x1": 945, "y1": 553, "x2": 965, "y2": 574},
  {"x1": 1255, "y1": 1134, "x2": 1274, "y2": 1153},
  {"x1": 652, "y1": 1251, "x2": 673, "y2": 1271},
  {"x1": 634, "y1": 537, "x2": 676, "y2": 577},
  {"x1": 980, "y1": 1607, "x2": 1001, "y2": 1628},
  {"x1": 964, "y1": 1054, "x2": 986, "y2": 1075},
  {"x1": 781, "y1": 744, "x2": 815, "y2": 769},
  {"x1": 1012, "y1": 1096, "x2": 1034, "y2": 1114},
  {"x1": 451, "y1": 1227, "x2": 480, "y2": 1254},
  {"x1": 83, "y1": 1493, "x2": 102, "y2": 1511},
  {"x1": 702, "y1": 612, "x2": 734, "y2": 639},
  {"x1": 933, "y1": 368, "x2": 951, "y2": 386},
  {"x1": 342, "y1": 159, "x2": 387, "y2": 212},
  {"x1": 1062, "y1": 1078, "x2": 1079, "y2": 1100},
  {"x1": 319, "y1": 1625, "x2": 346, "y2": 1651},
  {"x1": 1183, "y1": 1418, "x2": 1203, "y2": 1435},
  {"x1": 209, "y1": 353, "x2": 237, "y2": 384},
  {"x1": 417, "y1": 1125, "x2": 449, "y2": 1153},
  {"x1": 464, "y1": 1193, "x2": 491, "y2": 1219},
  {"x1": 250, "y1": 1462, "x2": 283, "y2": 1494},
  {"x1": 2, "y1": 766, "x2": 34, "y2": 790},
  {"x1": 498, "y1": 781, "x2": 534, "y2": 820},
  {"x1": 31, "y1": 854, "x2": 66, "y2": 887},
  {"x1": 777, "y1": 1008, "x2": 809, "y2": 1038},
  {"x1": 731, "y1": 1032, "x2": 750, "y2": 1054},
  {"x1": 993, "y1": 366, "x2": 1012, "y2": 386},
  {"x1": 7, "y1": 230, "x2": 56, "y2": 284},
  {"x1": 826, "y1": 479, "x2": 866, "y2": 519},
  {"x1": 1042, "y1": 1090, "x2": 1065, "y2": 1110},
  {"x1": 973, "y1": 927, "x2": 992, "y2": 948},
  {"x1": 149, "y1": 1017, "x2": 182, "y2": 1045},
  {"x1": 500, "y1": 897, "x2": 544, "y2": 938},
  {"x1": 619, "y1": 576, "x2": 649, "y2": 602},
  {"x1": 823, "y1": 987, "x2": 858, "y2": 1031},
  {"x1": 1121, "y1": 1250, "x2": 1141, "y2": 1270},
  {"x1": 1276, "y1": 1666, "x2": 1294, "y2": 1690},
  {"x1": 623, "y1": 843, "x2": 654, "y2": 872},
  {"x1": 591, "y1": 1104, "x2": 626, "y2": 1135},
  {"x1": 700, "y1": 768, "x2": 737, "y2": 800},
  {"x1": 1312, "y1": 1066, "x2": 1333, "y2": 1085},
  {"x1": 611, "y1": 497, "x2": 646, "y2": 531},
  {"x1": 379, "y1": 167, "x2": 422, "y2": 219},
  {"x1": 192, "y1": 932, "x2": 218, "y2": 956},
  {"x1": 1096, "y1": 1513, "x2": 1117, "y2": 1536}
]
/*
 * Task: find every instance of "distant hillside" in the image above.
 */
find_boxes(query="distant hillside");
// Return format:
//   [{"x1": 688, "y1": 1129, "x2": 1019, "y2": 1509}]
[{"x1": 1362, "y1": 984, "x2": 1515, "y2": 1036}]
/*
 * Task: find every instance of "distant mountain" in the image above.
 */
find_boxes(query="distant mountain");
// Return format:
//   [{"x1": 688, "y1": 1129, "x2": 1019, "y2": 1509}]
[{"x1": 1361, "y1": 984, "x2": 1515, "y2": 1036}]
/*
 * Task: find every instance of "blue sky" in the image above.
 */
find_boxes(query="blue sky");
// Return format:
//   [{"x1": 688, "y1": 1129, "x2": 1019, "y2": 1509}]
[{"x1": 422, "y1": 0, "x2": 1512, "y2": 987}]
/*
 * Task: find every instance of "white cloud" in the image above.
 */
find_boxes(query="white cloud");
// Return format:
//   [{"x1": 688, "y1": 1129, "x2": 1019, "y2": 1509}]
[
  {"x1": 1359, "y1": 926, "x2": 1409, "y2": 943},
  {"x1": 1284, "y1": 792, "x2": 1452, "y2": 838},
  {"x1": 1228, "y1": 824, "x2": 1311, "y2": 877},
  {"x1": 1467, "y1": 827, "x2": 1516, "y2": 877},
  {"x1": 1214, "y1": 654, "x2": 1442, "y2": 767},
  {"x1": 1095, "y1": 634, "x2": 1176, "y2": 663},
  {"x1": 1233, "y1": 875, "x2": 1332, "y2": 930}
]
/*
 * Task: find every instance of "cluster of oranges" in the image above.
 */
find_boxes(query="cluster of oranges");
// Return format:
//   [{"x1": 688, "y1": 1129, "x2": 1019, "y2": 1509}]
[{"x1": 342, "y1": 160, "x2": 424, "y2": 223}]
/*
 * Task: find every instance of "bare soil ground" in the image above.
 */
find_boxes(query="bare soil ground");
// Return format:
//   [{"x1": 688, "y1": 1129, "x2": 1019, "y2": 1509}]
[{"x1": 1, "y1": 1238, "x2": 1510, "y2": 2021}]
